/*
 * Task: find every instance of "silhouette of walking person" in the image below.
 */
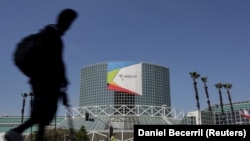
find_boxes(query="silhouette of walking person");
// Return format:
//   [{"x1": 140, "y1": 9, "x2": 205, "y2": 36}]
[{"x1": 5, "y1": 8, "x2": 78, "y2": 141}]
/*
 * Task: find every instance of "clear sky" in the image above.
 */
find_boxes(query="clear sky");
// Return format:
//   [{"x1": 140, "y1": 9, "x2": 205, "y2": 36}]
[{"x1": 0, "y1": 0, "x2": 249, "y2": 116}]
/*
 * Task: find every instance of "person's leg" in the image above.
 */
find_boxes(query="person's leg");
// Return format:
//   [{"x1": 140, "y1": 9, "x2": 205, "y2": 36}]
[
  {"x1": 29, "y1": 83, "x2": 60, "y2": 141},
  {"x1": 34, "y1": 102, "x2": 57, "y2": 141},
  {"x1": 14, "y1": 95, "x2": 42, "y2": 132},
  {"x1": 5, "y1": 97, "x2": 39, "y2": 141},
  {"x1": 35, "y1": 90, "x2": 59, "y2": 141},
  {"x1": 36, "y1": 124, "x2": 46, "y2": 141},
  {"x1": 4, "y1": 130, "x2": 23, "y2": 141},
  {"x1": 13, "y1": 118, "x2": 36, "y2": 133}
]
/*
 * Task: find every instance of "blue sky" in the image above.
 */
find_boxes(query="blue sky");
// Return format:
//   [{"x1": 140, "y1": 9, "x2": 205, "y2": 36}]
[{"x1": 0, "y1": 0, "x2": 250, "y2": 116}]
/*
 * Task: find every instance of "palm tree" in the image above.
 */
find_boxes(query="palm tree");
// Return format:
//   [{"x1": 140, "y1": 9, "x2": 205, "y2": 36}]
[
  {"x1": 215, "y1": 83, "x2": 226, "y2": 124},
  {"x1": 223, "y1": 83, "x2": 236, "y2": 124},
  {"x1": 190, "y1": 71, "x2": 201, "y2": 125},
  {"x1": 201, "y1": 77, "x2": 214, "y2": 124},
  {"x1": 21, "y1": 93, "x2": 28, "y2": 123}
]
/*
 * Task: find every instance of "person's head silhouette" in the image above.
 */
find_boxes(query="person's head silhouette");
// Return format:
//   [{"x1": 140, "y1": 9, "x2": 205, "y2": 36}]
[{"x1": 56, "y1": 8, "x2": 78, "y2": 36}]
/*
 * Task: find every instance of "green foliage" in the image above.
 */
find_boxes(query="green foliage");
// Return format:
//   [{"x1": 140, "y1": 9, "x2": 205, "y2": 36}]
[
  {"x1": 44, "y1": 128, "x2": 69, "y2": 141},
  {"x1": 215, "y1": 82, "x2": 223, "y2": 89},
  {"x1": 189, "y1": 72, "x2": 200, "y2": 79},
  {"x1": 29, "y1": 125, "x2": 89, "y2": 141},
  {"x1": 75, "y1": 126, "x2": 90, "y2": 141}
]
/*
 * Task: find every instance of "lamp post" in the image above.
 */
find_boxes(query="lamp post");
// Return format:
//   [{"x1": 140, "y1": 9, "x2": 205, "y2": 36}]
[
  {"x1": 21, "y1": 92, "x2": 34, "y2": 140},
  {"x1": 29, "y1": 93, "x2": 34, "y2": 141},
  {"x1": 21, "y1": 93, "x2": 28, "y2": 124}
]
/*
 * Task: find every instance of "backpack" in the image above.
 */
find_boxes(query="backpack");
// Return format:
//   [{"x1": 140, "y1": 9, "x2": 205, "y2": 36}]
[{"x1": 13, "y1": 31, "x2": 45, "y2": 77}]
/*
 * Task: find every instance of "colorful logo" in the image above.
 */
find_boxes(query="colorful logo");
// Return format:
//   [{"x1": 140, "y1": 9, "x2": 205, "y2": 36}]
[{"x1": 107, "y1": 62, "x2": 142, "y2": 96}]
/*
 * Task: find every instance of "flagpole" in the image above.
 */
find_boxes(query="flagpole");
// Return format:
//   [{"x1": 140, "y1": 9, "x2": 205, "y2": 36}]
[{"x1": 239, "y1": 109, "x2": 242, "y2": 125}]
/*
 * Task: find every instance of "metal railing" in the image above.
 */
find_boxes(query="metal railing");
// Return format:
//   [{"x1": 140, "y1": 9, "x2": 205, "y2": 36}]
[{"x1": 65, "y1": 105, "x2": 185, "y2": 120}]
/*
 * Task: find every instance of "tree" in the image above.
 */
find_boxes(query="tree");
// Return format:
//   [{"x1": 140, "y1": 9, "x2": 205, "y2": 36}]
[
  {"x1": 40, "y1": 126, "x2": 89, "y2": 141},
  {"x1": 21, "y1": 93, "x2": 28, "y2": 123},
  {"x1": 189, "y1": 71, "x2": 201, "y2": 125},
  {"x1": 215, "y1": 82, "x2": 226, "y2": 124},
  {"x1": 75, "y1": 126, "x2": 89, "y2": 141},
  {"x1": 43, "y1": 128, "x2": 69, "y2": 141},
  {"x1": 201, "y1": 77, "x2": 214, "y2": 124},
  {"x1": 223, "y1": 83, "x2": 236, "y2": 124}
]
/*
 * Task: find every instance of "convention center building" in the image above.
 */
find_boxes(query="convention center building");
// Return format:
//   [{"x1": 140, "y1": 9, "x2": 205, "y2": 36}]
[
  {"x1": 57, "y1": 61, "x2": 185, "y2": 141},
  {"x1": 1, "y1": 61, "x2": 250, "y2": 141}
]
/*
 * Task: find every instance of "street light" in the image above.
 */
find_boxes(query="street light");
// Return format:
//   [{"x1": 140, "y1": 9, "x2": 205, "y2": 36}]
[
  {"x1": 85, "y1": 112, "x2": 89, "y2": 121},
  {"x1": 29, "y1": 92, "x2": 34, "y2": 141},
  {"x1": 21, "y1": 93, "x2": 28, "y2": 124},
  {"x1": 20, "y1": 92, "x2": 34, "y2": 141},
  {"x1": 109, "y1": 126, "x2": 113, "y2": 138}
]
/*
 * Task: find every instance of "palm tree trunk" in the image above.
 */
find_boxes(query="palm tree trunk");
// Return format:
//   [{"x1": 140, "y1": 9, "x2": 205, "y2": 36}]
[
  {"x1": 190, "y1": 72, "x2": 201, "y2": 125},
  {"x1": 223, "y1": 83, "x2": 236, "y2": 125},
  {"x1": 194, "y1": 80, "x2": 201, "y2": 111},
  {"x1": 193, "y1": 79, "x2": 201, "y2": 125},
  {"x1": 218, "y1": 89, "x2": 226, "y2": 124},
  {"x1": 204, "y1": 83, "x2": 213, "y2": 124},
  {"x1": 226, "y1": 89, "x2": 236, "y2": 124}
]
